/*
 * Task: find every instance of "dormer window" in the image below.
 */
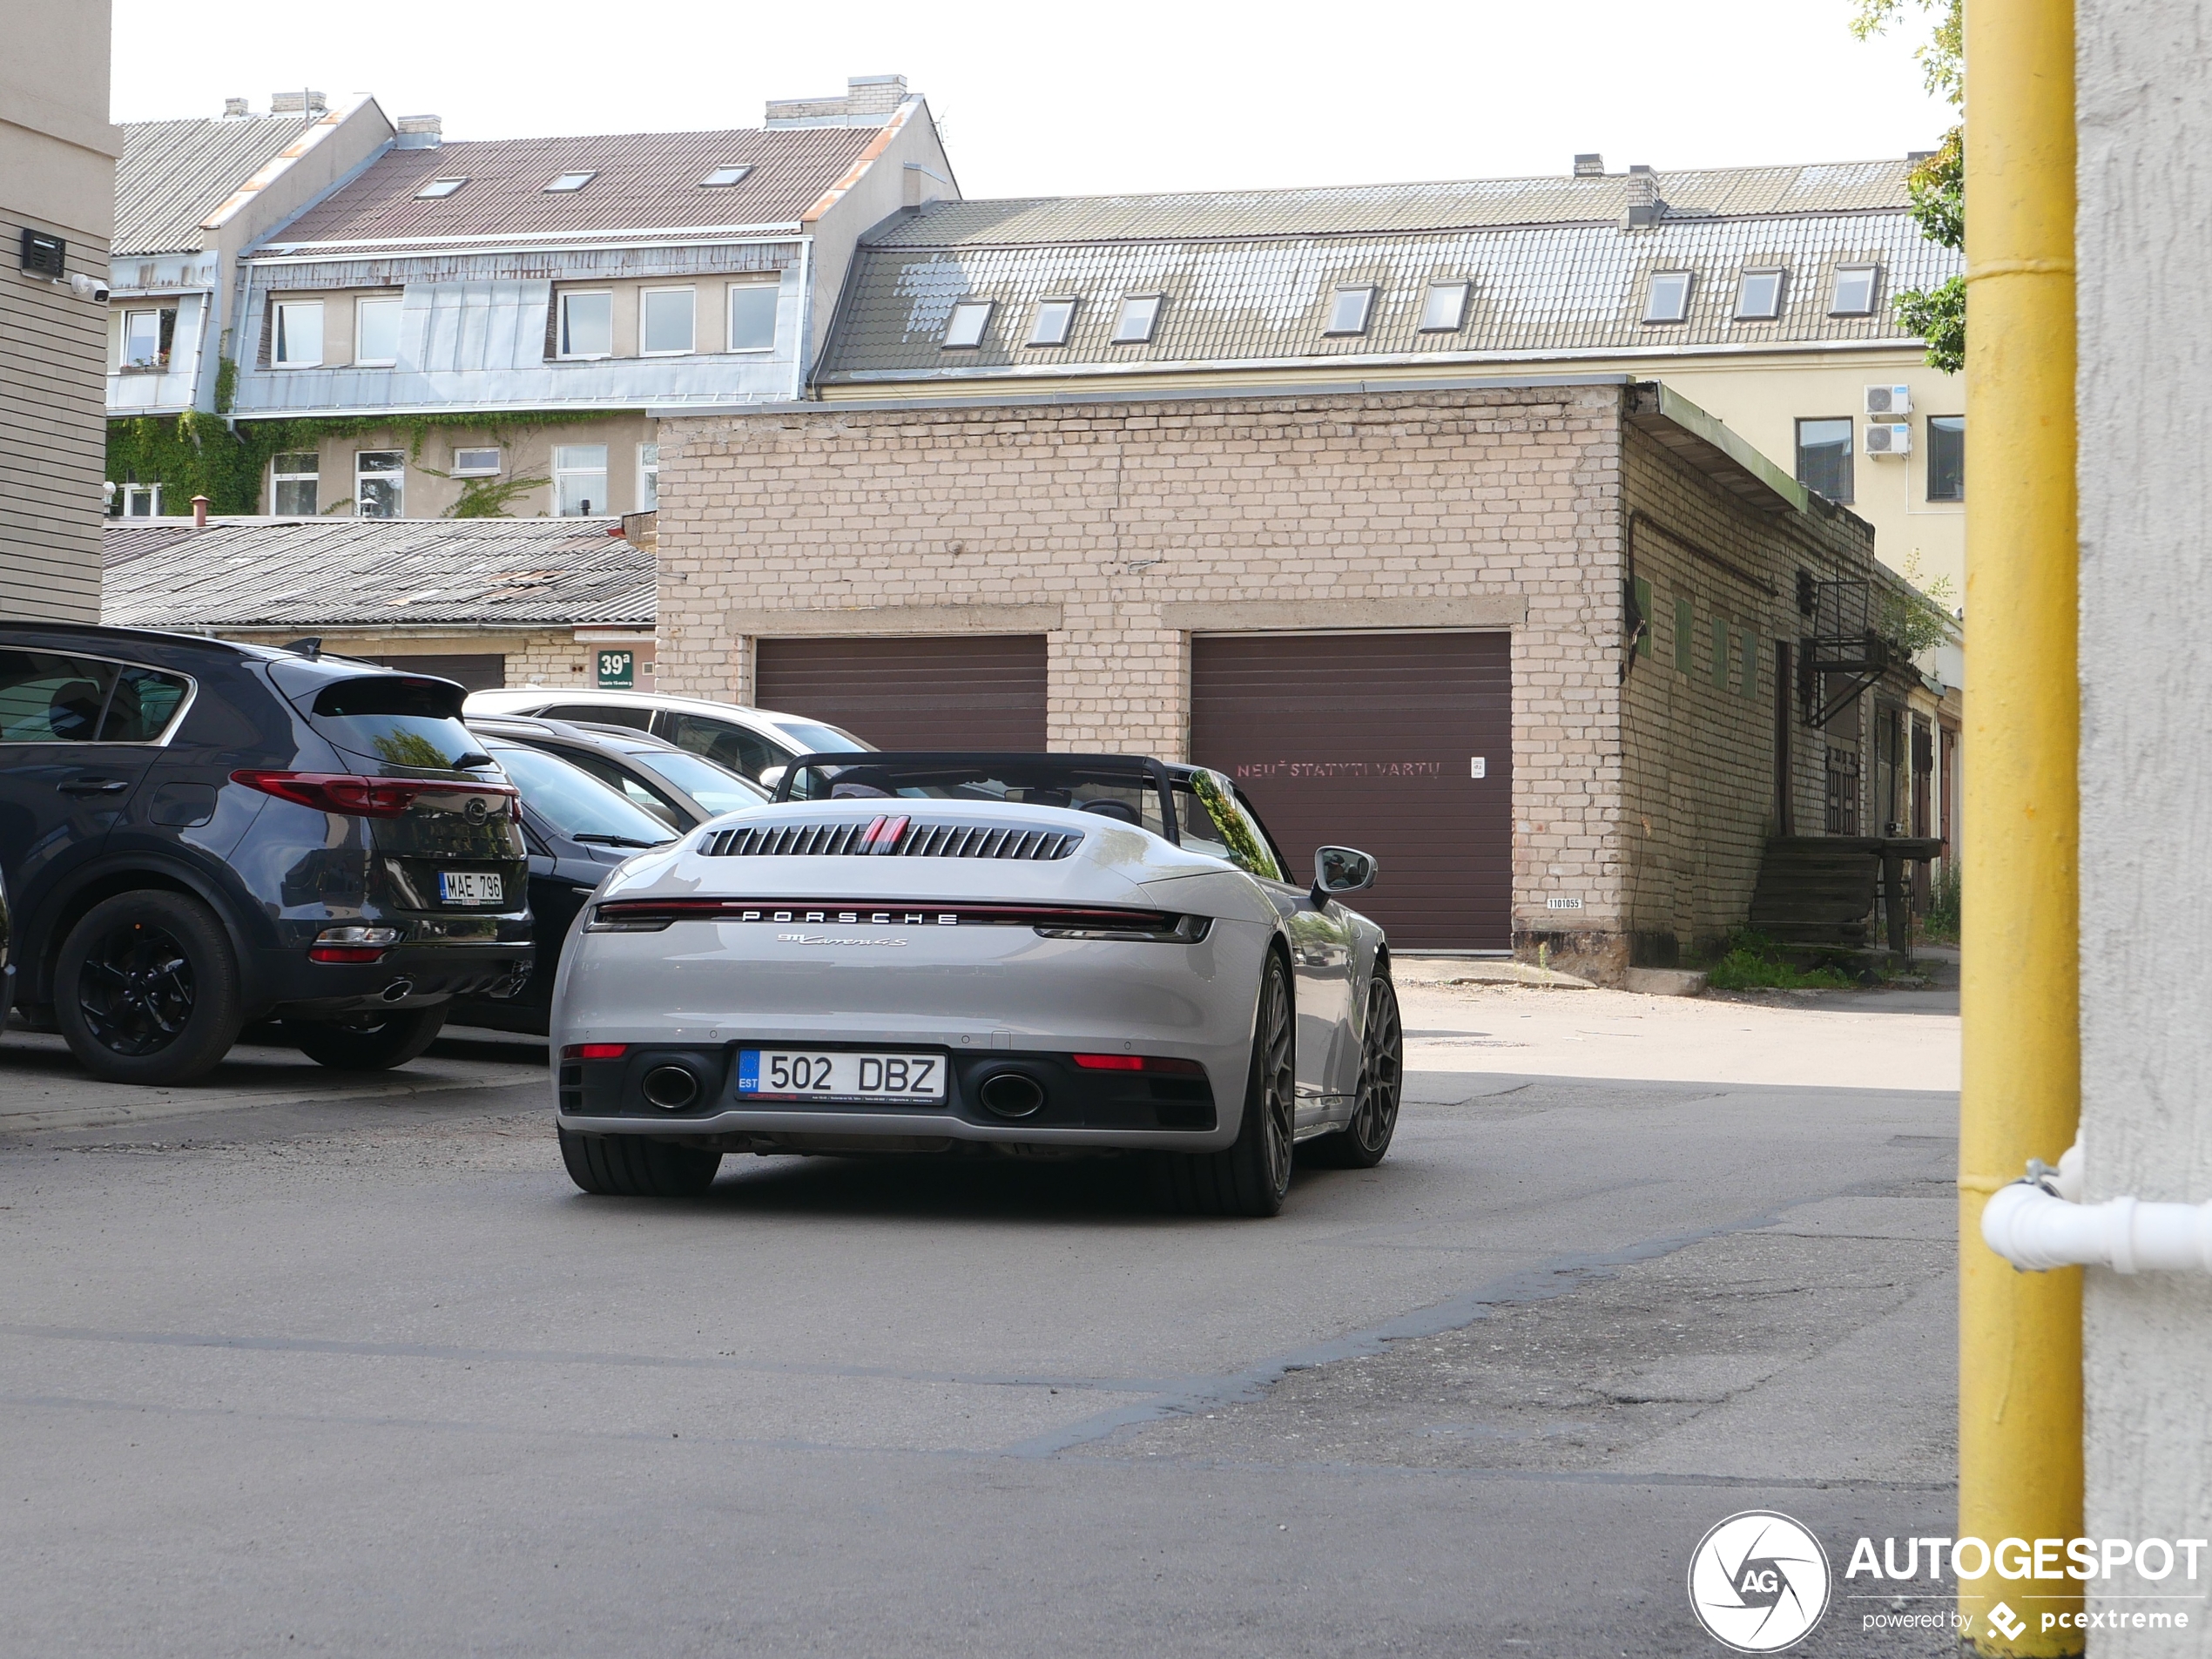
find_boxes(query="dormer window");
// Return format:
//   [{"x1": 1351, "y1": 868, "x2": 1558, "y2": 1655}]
[
  {"x1": 1642, "y1": 270, "x2": 1693, "y2": 323},
  {"x1": 544, "y1": 171, "x2": 597, "y2": 192},
  {"x1": 1830, "y1": 264, "x2": 1880, "y2": 315},
  {"x1": 1325, "y1": 286, "x2": 1376, "y2": 336},
  {"x1": 1735, "y1": 268, "x2": 1784, "y2": 320},
  {"x1": 1420, "y1": 280, "x2": 1472, "y2": 332},
  {"x1": 1027, "y1": 299, "x2": 1076, "y2": 347},
  {"x1": 1111, "y1": 294, "x2": 1162, "y2": 345},
  {"x1": 415, "y1": 177, "x2": 469, "y2": 199},
  {"x1": 942, "y1": 300, "x2": 994, "y2": 349},
  {"x1": 700, "y1": 165, "x2": 752, "y2": 187}
]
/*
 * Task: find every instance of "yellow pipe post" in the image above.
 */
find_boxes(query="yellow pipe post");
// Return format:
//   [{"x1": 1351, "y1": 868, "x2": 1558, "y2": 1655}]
[{"x1": 1959, "y1": 0, "x2": 2083, "y2": 1651}]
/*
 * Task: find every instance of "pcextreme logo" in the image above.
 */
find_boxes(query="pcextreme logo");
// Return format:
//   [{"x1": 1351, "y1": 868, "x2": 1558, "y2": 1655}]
[{"x1": 1688, "y1": 1511, "x2": 1832, "y2": 1652}]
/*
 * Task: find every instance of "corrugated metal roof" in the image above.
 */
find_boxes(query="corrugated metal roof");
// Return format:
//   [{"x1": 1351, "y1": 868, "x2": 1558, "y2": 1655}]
[
  {"x1": 114, "y1": 114, "x2": 329, "y2": 255},
  {"x1": 861, "y1": 161, "x2": 1916, "y2": 247},
  {"x1": 819, "y1": 211, "x2": 1959, "y2": 381},
  {"x1": 101, "y1": 518, "x2": 654, "y2": 629},
  {"x1": 266, "y1": 127, "x2": 878, "y2": 250}
]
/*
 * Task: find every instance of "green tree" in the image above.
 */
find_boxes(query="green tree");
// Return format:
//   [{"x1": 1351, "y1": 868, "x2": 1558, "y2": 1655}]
[{"x1": 1852, "y1": 0, "x2": 1965, "y2": 373}]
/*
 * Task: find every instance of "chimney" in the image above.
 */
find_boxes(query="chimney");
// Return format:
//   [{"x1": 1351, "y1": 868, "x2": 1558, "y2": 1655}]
[
  {"x1": 191, "y1": 496, "x2": 210, "y2": 529},
  {"x1": 765, "y1": 73, "x2": 912, "y2": 127},
  {"x1": 1622, "y1": 165, "x2": 1667, "y2": 228},
  {"x1": 395, "y1": 115, "x2": 443, "y2": 149},
  {"x1": 222, "y1": 97, "x2": 250, "y2": 118},
  {"x1": 270, "y1": 90, "x2": 328, "y2": 116},
  {"x1": 1573, "y1": 153, "x2": 1605, "y2": 177}
]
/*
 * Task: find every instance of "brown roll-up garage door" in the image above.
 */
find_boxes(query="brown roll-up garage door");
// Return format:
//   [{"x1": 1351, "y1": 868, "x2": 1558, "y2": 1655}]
[
  {"x1": 754, "y1": 636, "x2": 1049, "y2": 752},
  {"x1": 357, "y1": 652, "x2": 506, "y2": 691},
  {"x1": 1190, "y1": 632, "x2": 1512, "y2": 952}
]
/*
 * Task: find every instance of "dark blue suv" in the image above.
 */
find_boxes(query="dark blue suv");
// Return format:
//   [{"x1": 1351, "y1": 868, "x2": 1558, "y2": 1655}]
[{"x1": 0, "y1": 624, "x2": 533, "y2": 1084}]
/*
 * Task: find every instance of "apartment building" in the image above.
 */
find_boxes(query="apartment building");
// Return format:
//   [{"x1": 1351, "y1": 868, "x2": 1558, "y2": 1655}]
[{"x1": 3, "y1": 0, "x2": 119, "y2": 619}]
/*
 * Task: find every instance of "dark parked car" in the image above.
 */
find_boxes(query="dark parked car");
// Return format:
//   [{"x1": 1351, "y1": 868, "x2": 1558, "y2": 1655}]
[
  {"x1": 445, "y1": 737, "x2": 679, "y2": 1035},
  {"x1": 0, "y1": 624, "x2": 533, "y2": 1083},
  {"x1": 464, "y1": 714, "x2": 767, "y2": 832}
]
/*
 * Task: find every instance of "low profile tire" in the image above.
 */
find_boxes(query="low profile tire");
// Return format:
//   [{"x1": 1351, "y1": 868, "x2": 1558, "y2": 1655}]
[
  {"x1": 292, "y1": 1006, "x2": 448, "y2": 1071},
  {"x1": 558, "y1": 1127, "x2": 723, "y2": 1197},
  {"x1": 55, "y1": 890, "x2": 244, "y2": 1086},
  {"x1": 1301, "y1": 969, "x2": 1403, "y2": 1170},
  {"x1": 1146, "y1": 952, "x2": 1296, "y2": 1218}
]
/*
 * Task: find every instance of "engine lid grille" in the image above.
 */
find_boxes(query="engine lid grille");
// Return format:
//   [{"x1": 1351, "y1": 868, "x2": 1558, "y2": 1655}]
[{"x1": 700, "y1": 817, "x2": 1082, "y2": 861}]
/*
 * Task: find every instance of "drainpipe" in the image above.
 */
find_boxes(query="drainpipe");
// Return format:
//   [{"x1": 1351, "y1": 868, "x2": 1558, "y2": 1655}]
[
  {"x1": 790, "y1": 235, "x2": 813, "y2": 402},
  {"x1": 1958, "y1": 0, "x2": 2082, "y2": 1650}
]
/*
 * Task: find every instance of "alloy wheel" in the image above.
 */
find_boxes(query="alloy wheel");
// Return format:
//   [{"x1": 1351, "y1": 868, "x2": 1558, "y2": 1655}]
[
  {"x1": 1260, "y1": 966, "x2": 1295, "y2": 1196},
  {"x1": 76, "y1": 921, "x2": 198, "y2": 1057},
  {"x1": 1350, "y1": 976, "x2": 1403, "y2": 1154}
]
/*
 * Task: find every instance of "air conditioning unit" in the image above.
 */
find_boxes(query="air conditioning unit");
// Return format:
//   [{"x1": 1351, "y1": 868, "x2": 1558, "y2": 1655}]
[
  {"x1": 1865, "y1": 383, "x2": 1913, "y2": 415},
  {"x1": 1865, "y1": 422, "x2": 1913, "y2": 455}
]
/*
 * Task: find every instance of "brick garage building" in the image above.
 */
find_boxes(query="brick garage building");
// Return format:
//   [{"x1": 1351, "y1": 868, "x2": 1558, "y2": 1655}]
[{"x1": 655, "y1": 377, "x2": 1905, "y2": 978}]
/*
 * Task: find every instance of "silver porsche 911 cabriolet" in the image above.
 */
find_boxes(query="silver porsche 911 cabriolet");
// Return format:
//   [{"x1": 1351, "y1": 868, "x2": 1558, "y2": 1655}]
[{"x1": 550, "y1": 752, "x2": 1402, "y2": 1217}]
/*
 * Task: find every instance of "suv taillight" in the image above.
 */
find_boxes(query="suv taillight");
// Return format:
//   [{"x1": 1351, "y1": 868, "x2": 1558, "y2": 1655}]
[{"x1": 232, "y1": 770, "x2": 516, "y2": 819}]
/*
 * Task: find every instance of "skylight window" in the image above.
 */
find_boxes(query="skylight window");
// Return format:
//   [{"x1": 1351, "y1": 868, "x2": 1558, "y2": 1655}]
[
  {"x1": 1325, "y1": 286, "x2": 1376, "y2": 336},
  {"x1": 943, "y1": 300, "x2": 994, "y2": 349},
  {"x1": 1111, "y1": 294, "x2": 1162, "y2": 345},
  {"x1": 1027, "y1": 299, "x2": 1076, "y2": 347},
  {"x1": 544, "y1": 171, "x2": 597, "y2": 192},
  {"x1": 1830, "y1": 264, "x2": 1880, "y2": 315},
  {"x1": 415, "y1": 177, "x2": 468, "y2": 199},
  {"x1": 700, "y1": 165, "x2": 752, "y2": 187},
  {"x1": 1419, "y1": 280, "x2": 1472, "y2": 333},
  {"x1": 1642, "y1": 270, "x2": 1693, "y2": 323},
  {"x1": 1735, "y1": 268, "x2": 1784, "y2": 320}
]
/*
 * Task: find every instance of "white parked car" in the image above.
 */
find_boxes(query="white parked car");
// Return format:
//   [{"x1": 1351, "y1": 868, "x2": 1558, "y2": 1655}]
[
  {"x1": 550, "y1": 752, "x2": 1403, "y2": 1217},
  {"x1": 462, "y1": 688, "x2": 870, "y2": 785}
]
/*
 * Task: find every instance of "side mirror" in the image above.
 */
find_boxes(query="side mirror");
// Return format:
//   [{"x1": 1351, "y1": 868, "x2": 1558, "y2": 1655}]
[
  {"x1": 1312, "y1": 846, "x2": 1378, "y2": 902},
  {"x1": 758, "y1": 765, "x2": 787, "y2": 792}
]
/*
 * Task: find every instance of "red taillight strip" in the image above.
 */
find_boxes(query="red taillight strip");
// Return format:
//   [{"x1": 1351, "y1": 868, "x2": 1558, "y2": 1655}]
[
  {"x1": 590, "y1": 898, "x2": 1183, "y2": 930},
  {"x1": 233, "y1": 770, "x2": 516, "y2": 819},
  {"x1": 561, "y1": 1042, "x2": 629, "y2": 1060}
]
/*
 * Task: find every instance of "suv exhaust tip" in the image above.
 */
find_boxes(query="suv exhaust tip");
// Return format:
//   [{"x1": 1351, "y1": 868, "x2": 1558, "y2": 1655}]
[
  {"x1": 380, "y1": 978, "x2": 415, "y2": 1003},
  {"x1": 977, "y1": 1071, "x2": 1046, "y2": 1119}
]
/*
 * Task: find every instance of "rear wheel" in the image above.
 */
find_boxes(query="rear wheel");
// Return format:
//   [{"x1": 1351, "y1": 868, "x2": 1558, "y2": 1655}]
[
  {"x1": 1302, "y1": 969, "x2": 1402, "y2": 1169},
  {"x1": 292, "y1": 1006, "x2": 448, "y2": 1071},
  {"x1": 55, "y1": 891, "x2": 243, "y2": 1085},
  {"x1": 559, "y1": 1127, "x2": 723, "y2": 1197},
  {"x1": 1146, "y1": 952, "x2": 1295, "y2": 1218}
]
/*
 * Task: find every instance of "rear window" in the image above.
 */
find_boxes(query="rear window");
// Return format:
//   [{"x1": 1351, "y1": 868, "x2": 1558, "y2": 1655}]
[{"x1": 307, "y1": 675, "x2": 480, "y2": 770}]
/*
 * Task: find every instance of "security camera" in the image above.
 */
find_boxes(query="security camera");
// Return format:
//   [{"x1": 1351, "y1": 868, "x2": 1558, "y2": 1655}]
[{"x1": 66, "y1": 272, "x2": 110, "y2": 302}]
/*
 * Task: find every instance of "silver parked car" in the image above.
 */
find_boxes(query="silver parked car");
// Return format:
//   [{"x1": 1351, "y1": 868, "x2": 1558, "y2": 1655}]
[
  {"x1": 550, "y1": 752, "x2": 1402, "y2": 1217},
  {"x1": 463, "y1": 688, "x2": 870, "y2": 786}
]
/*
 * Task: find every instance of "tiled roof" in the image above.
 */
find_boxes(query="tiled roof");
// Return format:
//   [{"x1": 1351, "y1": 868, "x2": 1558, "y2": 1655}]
[
  {"x1": 265, "y1": 127, "x2": 880, "y2": 249},
  {"x1": 101, "y1": 517, "x2": 654, "y2": 629},
  {"x1": 859, "y1": 161, "x2": 1918, "y2": 247},
  {"x1": 115, "y1": 113, "x2": 331, "y2": 255}
]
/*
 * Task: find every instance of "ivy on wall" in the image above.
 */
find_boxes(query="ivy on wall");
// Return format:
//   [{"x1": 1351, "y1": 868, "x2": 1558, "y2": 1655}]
[{"x1": 104, "y1": 388, "x2": 630, "y2": 517}]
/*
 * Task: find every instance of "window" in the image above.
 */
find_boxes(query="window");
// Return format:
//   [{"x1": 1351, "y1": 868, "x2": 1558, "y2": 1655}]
[
  {"x1": 1175, "y1": 771, "x2": 1285, "y2": 882},
  {"x1": 1710, "y1": 616, "x2": 1730, "y2": 688},
  {"x1": 554, "y1": 444, "x2": 609, "y2": 516},
  {"x1": 1673, "y1": 597, "x2": 1694, "y2": 672},
  {"x1": 1830, "y1": 264, "x2": 1879, "y2": 315},
  {"x1": 727, "y1": 283, "x2": 779, "y2": 352},
  {"x1": 0, "y1": 651, "x2": 114, "y2": 742},
  {"x1": 664, "y1": 711, "x2": 779, "y2": 779},
  {"x1": 700, "y1": 165, "x2": 752, "y2": 187},
  {"x1": 1027, "y1": 298, "x2": 1076, "y2": 347},
  {"x1": 1738, "y1": 630, "x2": 1758, "y2": 698},
  {"x1": 415, "y1": 177, "x2": 468, "y2": 199},
  {"x1": 355, "y1": 294, "x2": 402, "y2": 366},
  {"x1": 272, "y1": 452, "x2": 319, "y2": 515},
  {"x1": 1643, "y1": 271, "x2": 1692, "y2": 323},
  {"x1": 121, "y1": 307, "x2": 175, "y2": 371},
  {"x1": 1735, "y1": 268, "x2": 1784, "y2": 320},
  {"x1": 544, "y1": 171, "x2": 597, "y2": 192},
  {"x1": 1112, "y1": 294, "x2": 1163, "y2": 345},
  {"x1": 1420, "y1": 280, "x2": 1471, "y2": 332},
  {"x1": 98, "y1": 664, "x2": 192, "y2": 742},
  {"x1": 451, "y1": 448, "x2": 501, "y2": 477},
  {"x1": 1632, "y1": 575, "x2": 1653, "y2": 658},
  {"x1": 557, "y1": 291, "x2": 611, "y2": 358},
  {"x1": 116, "y1": 482, "x2": 162, "y2": 518},
  {"x1": 640, "y1": 287, "x2": 695, "y2": 355},
  {"x1": 1325, "y1": 286, "x2": 1376, "y2": 336},
  {"x1": 637, "y1": 442, "x2": 659, "y2": 510},
  {"x1": 273, "y1": 300, "x2": 323, "y2": 366},
  {"x1": 1795, "y1": 417, "x2": 1855, "y2": 502},
  {"x1": 1926, "y1": 415, "x2": 1965, "y2": 501},
  {"x1": 355, "y1": 450, "x2": 404, "y2": 518},
  {"x1": 942, "y1": 300, "x2": 994, "y2": 349}
]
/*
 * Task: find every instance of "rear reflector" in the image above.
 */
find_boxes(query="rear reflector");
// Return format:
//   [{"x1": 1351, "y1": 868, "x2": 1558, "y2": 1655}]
[
  {"x1": 561, "y1": 1043, "x2": 629, "y2": 1060},
  {"x1": 308, "y1": 945, "x2": 387, "y2": 963},
  {"x1": 1071, "y1": 1053, "x2": 1205, "y2": 1075}
]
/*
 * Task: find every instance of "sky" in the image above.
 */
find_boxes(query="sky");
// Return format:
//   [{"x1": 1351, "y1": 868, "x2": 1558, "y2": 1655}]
[{"x1": 111, "y1": 0, "x2": 1954, "y2": 199}]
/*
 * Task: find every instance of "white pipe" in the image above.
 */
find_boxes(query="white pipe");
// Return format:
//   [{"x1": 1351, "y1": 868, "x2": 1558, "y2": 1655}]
[{"x1": 1982, "y1": 1144, "x2": 2212, "y2": 1272}]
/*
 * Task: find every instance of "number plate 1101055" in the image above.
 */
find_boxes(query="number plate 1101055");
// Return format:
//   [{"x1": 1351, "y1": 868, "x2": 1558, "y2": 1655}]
[{"x1": 737, "y1": 1049, "x2": 945, "y2": 1103}]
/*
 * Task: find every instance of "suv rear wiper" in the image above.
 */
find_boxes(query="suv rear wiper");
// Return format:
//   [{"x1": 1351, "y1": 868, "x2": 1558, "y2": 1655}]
[{"x1": 571, "y1": 833, "x2": 668, "y2": 848}]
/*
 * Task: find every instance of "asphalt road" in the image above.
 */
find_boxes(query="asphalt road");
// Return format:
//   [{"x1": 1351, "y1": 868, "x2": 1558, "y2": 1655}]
[{"x1": 0, "y1": 976, "x2": 1962, "y2": 1658}]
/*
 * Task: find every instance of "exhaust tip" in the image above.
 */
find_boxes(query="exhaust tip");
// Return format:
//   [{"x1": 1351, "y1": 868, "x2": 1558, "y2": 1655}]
[
  {"x1": 978, "y1": 1071, "x2": 1046, "y2": 1119},
  {"x1": 380, "y1": 979, "x2": 415, "y2": 1003},
  {"x1": 642, "y1": 1064, "x2": 701, "y2": 1111}
]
